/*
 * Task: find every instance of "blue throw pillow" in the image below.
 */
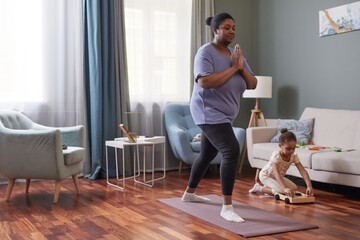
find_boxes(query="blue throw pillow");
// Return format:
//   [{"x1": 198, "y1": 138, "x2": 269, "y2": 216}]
[{"x1": 270, "y1": 118, "x2": 314, "y2": 143}]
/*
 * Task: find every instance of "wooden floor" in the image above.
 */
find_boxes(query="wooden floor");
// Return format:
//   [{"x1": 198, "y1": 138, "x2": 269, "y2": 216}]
[{"x1": 1, "y1": 166, "x2": 360, "y2": 240}]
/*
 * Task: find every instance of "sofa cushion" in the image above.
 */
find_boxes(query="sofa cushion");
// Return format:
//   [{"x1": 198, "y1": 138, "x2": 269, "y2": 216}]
[
  {"x1": 312, "y1": 150, "x2": 360, "y2": 175},
  {"x1": 252, "y1": 143, "x2": 312, "y2": 168},
  {"x1": 300, "y1": 108, "x2": 360, "y2": 149},
  {"x1": 270, "y1": 118, "x2": 314, "y2": 143}
]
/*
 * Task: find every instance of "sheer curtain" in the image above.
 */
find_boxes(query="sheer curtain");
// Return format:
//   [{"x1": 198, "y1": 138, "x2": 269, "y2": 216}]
[
  {"x1": 124, "y1": 0, "x2": 192, "y2": 170},
  {"x1": 190, "y1": 0, "x2": 214, "y2": 93},
  {"x1": 0, "y1": 0, "x2": 88, "y2": 176}
]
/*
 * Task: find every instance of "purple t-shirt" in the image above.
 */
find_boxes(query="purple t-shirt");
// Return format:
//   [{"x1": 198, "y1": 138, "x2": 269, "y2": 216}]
[{"x1": 190, "y1": 43, "x2": 254, "y2": 124}]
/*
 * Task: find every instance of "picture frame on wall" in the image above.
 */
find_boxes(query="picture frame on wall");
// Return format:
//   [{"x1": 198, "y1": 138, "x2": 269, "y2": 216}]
[{"x1": 319, "y1": 1, "x2": 360, "y2": 37}]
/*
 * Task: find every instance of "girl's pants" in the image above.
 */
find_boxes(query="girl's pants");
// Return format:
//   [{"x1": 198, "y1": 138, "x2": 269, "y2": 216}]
[
  {"x1": 259, "y1": 172, "x2": 297, "y2": 195},
  {"x1": 187, "y1": 123, "x2": 240, "y2": 196}
]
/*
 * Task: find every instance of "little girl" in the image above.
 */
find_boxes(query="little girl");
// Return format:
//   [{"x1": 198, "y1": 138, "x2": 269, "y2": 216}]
[{"x1": 249, "y1": 128, "x2": 314, "y2": 197}]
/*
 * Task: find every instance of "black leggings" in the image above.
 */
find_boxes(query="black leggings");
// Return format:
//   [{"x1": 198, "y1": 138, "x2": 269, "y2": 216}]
[{"x1": 188, "y1": 123, "x2": 240, "y2": 195}]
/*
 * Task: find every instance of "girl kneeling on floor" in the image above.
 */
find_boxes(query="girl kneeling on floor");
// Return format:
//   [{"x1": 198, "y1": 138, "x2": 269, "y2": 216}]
[{"x1": 249, "y1": 128, "x2": 314, "y2": 197}]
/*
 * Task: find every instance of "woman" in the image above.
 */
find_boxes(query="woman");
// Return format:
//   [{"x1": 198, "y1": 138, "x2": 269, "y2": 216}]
[{"x1": 181, "y1": 12, "x2": 257, "y2": 223}]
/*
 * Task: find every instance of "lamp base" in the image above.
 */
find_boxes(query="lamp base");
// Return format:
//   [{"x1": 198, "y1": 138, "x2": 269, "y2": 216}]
[{"x1": 248, "y1": 109, "x2": 267, "y2": 128}]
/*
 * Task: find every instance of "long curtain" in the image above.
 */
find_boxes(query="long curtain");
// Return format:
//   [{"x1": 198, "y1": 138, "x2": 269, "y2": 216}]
[
  {"x1": 114, "y1": 0, "x2": 132, "y2": 175},
  {"x1": 0, "y1": 0, "x2": 89, "y2": 181},
  {"x1": 123, "y1": 0, "x2": 192, "y2": 171},
  {"x1": 190, "y1": 0, "x2": 214, "y2": 93},
  {"x1": 84, "y1": 0, "x2": 130, "y2": 179}
]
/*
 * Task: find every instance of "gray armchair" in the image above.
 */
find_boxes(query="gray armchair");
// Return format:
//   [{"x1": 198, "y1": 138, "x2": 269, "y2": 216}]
[
  {"x1": 164, "y1": 103, "x2": 246, "y2": 173},
  {"x1": 0, "y1": 109, "x2": 85, "y2": 203}
]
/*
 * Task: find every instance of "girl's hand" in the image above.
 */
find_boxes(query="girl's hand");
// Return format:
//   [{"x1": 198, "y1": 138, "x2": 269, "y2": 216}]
[
  {"x1": 306, "y1": 187, "x2": 314, "y2": 197},
  {"x1": 284, "y1": 188, "x2": 295, "y2": 198}
]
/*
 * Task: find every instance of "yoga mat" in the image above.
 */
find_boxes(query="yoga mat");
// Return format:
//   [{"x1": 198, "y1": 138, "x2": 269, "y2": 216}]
[{"x1": 159, "y1": 194, "x2": 318, "y2": 237}]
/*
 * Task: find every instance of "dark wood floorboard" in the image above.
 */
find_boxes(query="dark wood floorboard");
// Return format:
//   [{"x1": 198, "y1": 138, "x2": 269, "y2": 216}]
[{"x1": 1, "y1": 166, "x2": 360, "y2": 239}]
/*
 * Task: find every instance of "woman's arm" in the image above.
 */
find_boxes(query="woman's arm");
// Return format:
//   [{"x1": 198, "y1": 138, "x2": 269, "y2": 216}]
[
  {"x1": 240, "y1": 68, "x2": 257, "y2": 89},
  {"x1": 295, "y1": 162, "x2": 314, "y2": 196},
  {"x1": 237, "y1": 45, "x2": 257, "y2": 89},
  {"x1": 197, "y1": 44, "x2": 242, "y2": 89},
  {"x1": 197, "y1": 67, "x2": 239, "y2": 89},
  {"x1": 198, "y1": 59, "x2": 257, "y2": 89}
]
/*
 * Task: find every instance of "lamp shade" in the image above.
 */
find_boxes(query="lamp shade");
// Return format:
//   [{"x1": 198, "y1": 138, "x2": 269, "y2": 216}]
[{"x1": 243, "y1": 76, "x2": 272, "y2": 98}]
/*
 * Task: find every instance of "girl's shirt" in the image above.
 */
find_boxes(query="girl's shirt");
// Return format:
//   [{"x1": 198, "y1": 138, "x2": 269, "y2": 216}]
[
  {"x1": 190, "y1": 43, "x2": 253, "y2": 125},
  {"x1": 260, "y1": 150, "x2": 300, "y2": 178}
]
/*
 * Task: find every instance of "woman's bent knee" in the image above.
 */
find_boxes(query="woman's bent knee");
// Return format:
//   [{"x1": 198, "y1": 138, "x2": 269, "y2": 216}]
[{"x1": 222, "y1": 144, "x2": 240, "y2": 162}]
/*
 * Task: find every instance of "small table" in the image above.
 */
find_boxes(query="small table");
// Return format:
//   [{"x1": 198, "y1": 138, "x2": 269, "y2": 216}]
[{"x1": 105, "y1": 136, "x2": 166, "y2": 189}]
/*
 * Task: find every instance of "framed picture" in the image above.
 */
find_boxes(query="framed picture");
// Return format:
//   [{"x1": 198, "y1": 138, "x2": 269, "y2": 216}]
[
  {"x1": 119, "y1": 124, "x2": 136, "y2": 143},
  {"x1": 319, "y1": 1, "x2": 360, "y2": 37}
]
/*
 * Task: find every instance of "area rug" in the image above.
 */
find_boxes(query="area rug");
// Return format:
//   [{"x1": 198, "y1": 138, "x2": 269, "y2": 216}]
[{"x1": 159, "y1": 194, "x2": 318, "y2": 237}]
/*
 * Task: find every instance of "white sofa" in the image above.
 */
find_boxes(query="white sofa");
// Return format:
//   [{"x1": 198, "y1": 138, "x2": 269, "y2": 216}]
[{"x1": 246, "y1": 107, "x2": 360, "y2": 188}]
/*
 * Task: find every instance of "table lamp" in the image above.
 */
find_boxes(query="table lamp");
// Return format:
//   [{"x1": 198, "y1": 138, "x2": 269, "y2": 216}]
[{"x1": 242, "y1": 76, "x2": 272, "y2": 128}]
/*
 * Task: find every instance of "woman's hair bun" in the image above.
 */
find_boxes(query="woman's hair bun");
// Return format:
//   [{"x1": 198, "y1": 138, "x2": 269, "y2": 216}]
[
  {"x1": 280, "y1": 128, "x2": 288, "y2": 134},
  {"x1": 205, "y1": 17, "x2": 213, "y2": 26}
]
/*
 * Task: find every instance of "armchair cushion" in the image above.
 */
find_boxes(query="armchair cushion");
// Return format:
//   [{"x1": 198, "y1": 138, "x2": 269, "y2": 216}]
[
  {"x1": 0, "y1": 112, "x2": 33, "y2": 129},
  {"x1": 63, "y1": 147, "x2": 85, "y2": 166},
  {"x1": 190, "y1": 142, "x2": 201, "y2": 152}
]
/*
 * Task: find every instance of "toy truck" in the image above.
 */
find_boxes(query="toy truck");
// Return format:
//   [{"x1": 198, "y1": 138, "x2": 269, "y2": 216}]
[{"x1": 275, "y1": 192, "x2": 315, "y2": 204}]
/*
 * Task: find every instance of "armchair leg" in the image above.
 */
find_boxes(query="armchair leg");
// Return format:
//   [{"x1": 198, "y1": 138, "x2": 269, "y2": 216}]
[
  {"x1": 26, "y1": 179, "x2": 30, "y2": 193},
  {"x1": 72, "y1": 174, "x2": 80, "y2": 194},
  {"x1": 54, "y1": 180, "x2": 62, "y2": 203},
  {"x1": 5, "y1": 178, "x2": 16, "y2": 202},
  {"x1": 179, "y1": 160, "x2": 183, "y2": 174}
]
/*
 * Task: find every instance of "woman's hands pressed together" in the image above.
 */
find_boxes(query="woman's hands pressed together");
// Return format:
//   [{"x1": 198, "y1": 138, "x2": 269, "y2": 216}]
[
  {"x1": 231, "y1": 44, "x2": 244, "y2": 71},
  {"x1": 231, "y1": 44, "x2": 257, "y2": 89}
]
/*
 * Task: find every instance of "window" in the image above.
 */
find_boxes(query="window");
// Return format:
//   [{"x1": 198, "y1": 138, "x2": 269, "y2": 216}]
[
  {"x1": 0, "y1": 0, "x2": 44, "y2": 104},
  {"x1": 0, "y1": 0, "x2": 84, "y2": 128},
  {"x1": 124, "y1": 0, "x2": 192, "y2": 102}
]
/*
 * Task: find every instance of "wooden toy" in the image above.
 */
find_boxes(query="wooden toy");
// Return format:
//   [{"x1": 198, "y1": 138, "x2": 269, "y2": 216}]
[{"x1": 275, "y1": 192, "x2": 315, "y2": 204}]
